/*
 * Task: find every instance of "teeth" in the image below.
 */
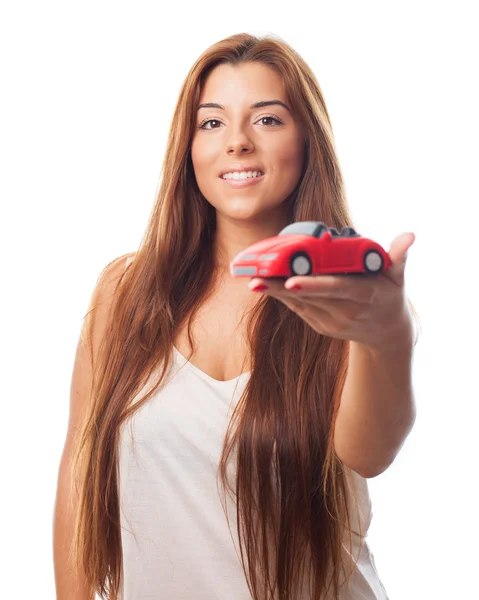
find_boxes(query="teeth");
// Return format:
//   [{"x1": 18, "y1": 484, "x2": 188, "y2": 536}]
[{"x1": 222, "y1": 170, "x2": 263, "y2": 180}]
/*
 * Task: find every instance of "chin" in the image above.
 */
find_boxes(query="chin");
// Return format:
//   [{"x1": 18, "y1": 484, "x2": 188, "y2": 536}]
[
  {"x1": 214, "y1": 196, "x2": 261, "y2": 213},
  {"x1": 220, "y1": 208, "x2": 259, "y2": 220}
]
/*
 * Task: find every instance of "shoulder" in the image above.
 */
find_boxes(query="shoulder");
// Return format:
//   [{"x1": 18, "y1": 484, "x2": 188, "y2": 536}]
[
  {"x1": 92, "y1": 252, "x2": 137, "y2": 297},
  {"x1": 100, "y1": 251, "x2": 136, "y2": 281},
  {"x1": 125, "y1": 253, "x2": 136, "y2": 268},
  {"x1": 82, "y1": 252, "x2": 136, "y2": 354}
]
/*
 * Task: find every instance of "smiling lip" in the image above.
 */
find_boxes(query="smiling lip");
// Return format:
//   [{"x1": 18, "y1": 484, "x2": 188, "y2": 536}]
[
  {"x1": 219, "y1": 173, "x2": 265, "y2": 188},
  {"x1": 218, "y1": 165, "x2": 264, "y2": 177}
]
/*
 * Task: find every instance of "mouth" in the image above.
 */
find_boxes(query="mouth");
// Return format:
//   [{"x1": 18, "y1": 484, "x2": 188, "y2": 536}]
[
  {"x1": 218, "y1": 171, "x2": 265, "y2": 188},
  {"x1": 219, "y1": 169, "x2": 265, "y2": 181}
]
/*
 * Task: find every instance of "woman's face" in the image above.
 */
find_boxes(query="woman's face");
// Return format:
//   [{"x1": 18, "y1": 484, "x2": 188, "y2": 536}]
[{"x1": 191, "y1": 62, "x2": 305, "y2": 222}]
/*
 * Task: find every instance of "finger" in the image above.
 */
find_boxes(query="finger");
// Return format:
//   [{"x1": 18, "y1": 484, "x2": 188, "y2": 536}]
[
  {"x1": 385, "y1": 232, "x2": 415, "y2": 286},
  {"x1": 284, "y1": 275, "x2": 377, "y2": 304},
  {"x1": 249, "y1": 275, "x2": 360, "y2": 300}
]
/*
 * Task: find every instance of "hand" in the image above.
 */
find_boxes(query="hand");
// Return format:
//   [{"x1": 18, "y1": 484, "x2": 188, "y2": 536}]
[{"x1": 247, "y1": 232, "x2": 416, "y2": 354}]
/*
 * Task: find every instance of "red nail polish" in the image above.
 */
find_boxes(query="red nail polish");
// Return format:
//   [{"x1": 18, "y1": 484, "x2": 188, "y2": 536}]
[
  {"x1": 289, "y1": 284, "x2": 302, "y2": 291},
  {"x1": 251, "y1": 284, "x2": 268, "y2": 291}
]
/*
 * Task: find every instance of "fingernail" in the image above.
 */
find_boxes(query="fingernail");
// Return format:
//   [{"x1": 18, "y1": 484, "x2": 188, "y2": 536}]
[
  {"x1": 251, "y1": 284, "x2": 268, "y2": 292},
  {"x1": 288, "y1": 284, "x2": 302, "y2": 291}
]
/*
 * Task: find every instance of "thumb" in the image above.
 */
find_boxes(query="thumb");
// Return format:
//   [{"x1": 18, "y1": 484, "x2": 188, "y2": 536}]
[{"x1": 385, "y1": 232, "x2": 415, "y2": 285}]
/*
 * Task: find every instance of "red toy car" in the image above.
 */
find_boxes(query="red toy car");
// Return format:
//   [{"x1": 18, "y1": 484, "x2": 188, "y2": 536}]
[{"x1": 230, "y1": 221, "x2": 391, "y2": 279}]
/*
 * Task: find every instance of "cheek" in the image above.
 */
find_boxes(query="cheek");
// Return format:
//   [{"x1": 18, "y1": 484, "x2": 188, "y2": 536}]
[
  {"x1": 273, "y1": 139, "x2": 304, "y2": 179},
  {"x1": 191, "y1": 138, "x2": 220, "y2": 197},
  {"x1": 191, "y1": 138, "x2": 207, "y2": 174},
  {"x1": 191, "y1": 131, "x2": 217, "y2": 161},
  {"x1": 275, "y1": 129, "x2": 304, "y2": 162}
]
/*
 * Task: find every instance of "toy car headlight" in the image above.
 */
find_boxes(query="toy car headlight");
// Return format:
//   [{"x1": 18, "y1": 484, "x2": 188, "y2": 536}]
[
  {"x1": 258, "y1": 253, "x2": 279, "y2": 260},
  {"x1": 239, "y1": 253, "x2": 258, "y2": 260}
]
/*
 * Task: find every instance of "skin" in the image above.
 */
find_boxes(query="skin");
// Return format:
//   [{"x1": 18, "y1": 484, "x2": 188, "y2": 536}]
[{"x1": 191, "y1": 62, "x2": 306, "y2": 277}]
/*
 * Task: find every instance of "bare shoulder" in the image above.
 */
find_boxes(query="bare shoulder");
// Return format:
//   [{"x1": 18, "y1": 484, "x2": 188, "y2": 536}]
[
  {"x1": 88, "y1": 252, "x2": 136, "y2": 309},
  {"x1": 84, "y1": 252, "x2": 136, "y2": 348},
  {"x1": 124, "y1": 252, "x2": 136, "y2": 269},
  {"x1": 96, "y1": 251, "x2": 136, "y2": 289}
]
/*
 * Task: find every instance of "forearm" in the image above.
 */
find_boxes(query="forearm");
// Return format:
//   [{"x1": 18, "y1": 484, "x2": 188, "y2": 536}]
[
  {"x1": 53, "y1": 453, "x2": 93, "y2": 600},
  {"x1": 334, "y1": 337, "x2": 416, "y2": 478}
]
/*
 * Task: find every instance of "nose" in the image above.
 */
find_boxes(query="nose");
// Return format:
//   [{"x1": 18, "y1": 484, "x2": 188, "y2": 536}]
[{"x1": 226, "y1": 127, "x2": 255, "y2": 156}]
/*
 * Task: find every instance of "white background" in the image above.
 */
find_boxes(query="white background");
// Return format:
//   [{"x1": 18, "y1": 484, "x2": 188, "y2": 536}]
[{"x1": 1, "y1": 1, "x2": 478, "y2": 598}]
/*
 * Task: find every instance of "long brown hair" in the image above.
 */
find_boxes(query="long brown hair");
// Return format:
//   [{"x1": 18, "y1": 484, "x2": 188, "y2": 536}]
[{"x1": 70, "y1": 33, "x2": 419, "y2": 599}]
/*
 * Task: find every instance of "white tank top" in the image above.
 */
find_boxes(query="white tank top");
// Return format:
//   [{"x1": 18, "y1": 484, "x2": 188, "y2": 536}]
[{"x1": 117, "y1": 345, "x2": 389, "y2": 599}]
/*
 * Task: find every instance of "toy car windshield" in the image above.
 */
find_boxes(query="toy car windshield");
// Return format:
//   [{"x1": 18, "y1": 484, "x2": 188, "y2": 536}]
[
  {"x1": 278, "y1": 221, "x2": 328, "y2": 237},
  {"x1": 279, "y1": 221, "x2": 359, "y2": 238}
]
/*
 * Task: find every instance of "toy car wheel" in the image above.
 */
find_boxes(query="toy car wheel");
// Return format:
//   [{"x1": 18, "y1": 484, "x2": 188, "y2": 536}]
[
  {"x1": 363, "y1": 250, "x2": 384, "y2": 273},
  {"x1": 290, "y1": 252, "x2": 312, "y2": 276}
]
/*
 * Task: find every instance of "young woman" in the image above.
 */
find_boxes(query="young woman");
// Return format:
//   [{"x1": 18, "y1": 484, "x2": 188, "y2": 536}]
[{"x1": 53, "y1": 32, "x2": 418, "y2": 600}]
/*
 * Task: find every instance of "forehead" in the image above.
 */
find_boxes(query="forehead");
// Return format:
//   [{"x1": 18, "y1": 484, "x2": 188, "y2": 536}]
[{"x1": 199, "y1": 62, "x2": 287, "y2": 104}]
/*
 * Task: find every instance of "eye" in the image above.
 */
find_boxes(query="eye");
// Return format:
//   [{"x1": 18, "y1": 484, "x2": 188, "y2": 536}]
[
  {"x1": 198, "y1": 119, "x2": 223, "y2": 130},
  {"x1": 256, "y1": 116, "x2": 283, "y2": 127}
]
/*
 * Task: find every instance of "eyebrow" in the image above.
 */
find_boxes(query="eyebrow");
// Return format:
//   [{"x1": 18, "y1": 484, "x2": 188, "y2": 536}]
[{"x1": 197, "y1": 100, "x2": 291, "y2": 112}]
